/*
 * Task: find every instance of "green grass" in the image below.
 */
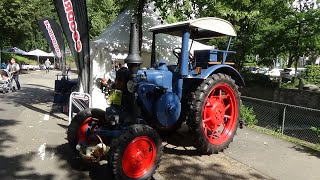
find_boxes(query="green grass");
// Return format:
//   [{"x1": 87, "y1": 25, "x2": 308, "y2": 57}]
[
  {"x1": 280, "y1": 81, "x2": 298, "y2": 89},
  {"x1": 1, "y1": 53, "x2": 37, "y2": 65},
  {"x1": 251, "y1": 126, "x2": 320, "y2": 151}
]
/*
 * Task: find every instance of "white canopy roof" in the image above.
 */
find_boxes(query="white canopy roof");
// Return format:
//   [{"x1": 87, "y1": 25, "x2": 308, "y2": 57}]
[
  {"x1": 25, "y1": 49, "x2": 55, "y2": 57},
  {"x1": 149, "y1": 17, "x2": 237, "y2": 38}
]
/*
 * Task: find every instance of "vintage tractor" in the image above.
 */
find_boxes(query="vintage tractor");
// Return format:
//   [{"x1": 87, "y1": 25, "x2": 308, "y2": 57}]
[{"x1": 67, "y1": 17, "x2": 244, "y2": 180}]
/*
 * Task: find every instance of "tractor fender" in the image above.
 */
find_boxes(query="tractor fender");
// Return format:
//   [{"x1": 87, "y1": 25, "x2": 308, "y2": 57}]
[{"x1": 194, "y1": 65, "x2": 245, "y2": 86}]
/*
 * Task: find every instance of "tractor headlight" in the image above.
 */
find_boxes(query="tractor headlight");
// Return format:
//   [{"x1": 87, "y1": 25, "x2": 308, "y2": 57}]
[{"x1": 127, "y1": 80, "x2": 137, "y2": 93}]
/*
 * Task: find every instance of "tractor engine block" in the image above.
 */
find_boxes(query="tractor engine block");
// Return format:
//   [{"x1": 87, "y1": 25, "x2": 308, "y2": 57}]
[{"x1": 136, "y1": 62, "x2": 181, "y2": 128}]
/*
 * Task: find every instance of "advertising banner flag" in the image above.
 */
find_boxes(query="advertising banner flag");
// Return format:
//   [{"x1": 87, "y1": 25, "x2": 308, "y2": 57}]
[
  {"x1": 38, "y1": 17, "x2": 66, "y2": 72},
  {"x1": 52, "y1": 0, "x2": 90, "y2": 93}
]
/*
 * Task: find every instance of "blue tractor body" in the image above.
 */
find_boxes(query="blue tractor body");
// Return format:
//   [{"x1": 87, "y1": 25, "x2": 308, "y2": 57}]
[
  {"x1": 132, "y1": 19, "x2": 244, "y2": 128},
  {"x1": 69, "y1": 19, "x2": 245, "y2": 172}
]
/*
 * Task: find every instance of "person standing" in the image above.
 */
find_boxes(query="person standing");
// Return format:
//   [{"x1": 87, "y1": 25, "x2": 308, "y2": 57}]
[
  {"x1": 45, "y1": 58, "x2": 51, "y2": 73},
  {"x1": 7, "y1": 58, "x2": 21, "y2": 90}
]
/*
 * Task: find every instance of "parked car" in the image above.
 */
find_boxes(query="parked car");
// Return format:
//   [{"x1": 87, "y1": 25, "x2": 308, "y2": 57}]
[
  {"x1": 21, "y1": 64, "x2": 33, "y2": 70},
  {"x1": 265, "y1": 68, "x2": 283, "y2": 80},
  {"x1": 280, "y1": 68, "x2": 306, "y2": 82},
  {"x1": 280, "y1": 68, "x2": 295, "y2": 82},
  {"x1": 266, "y1": 68, "x2": 282, "y2": 79},
  {"x1": 39, "y1": 64, "x2": 46, "y2": 70},
  {"x1": 33, "y1": 65, "x2": 40, "y2": 70},
  {"x1": 21, "y1": 64, "x2": 40, "y2": 71},
  {"x1": 249, "y1": 67, "x2": 260, "y2": 74},
  {"x1": 256, "y1": 67, "x2": 269, "y2": 74}
]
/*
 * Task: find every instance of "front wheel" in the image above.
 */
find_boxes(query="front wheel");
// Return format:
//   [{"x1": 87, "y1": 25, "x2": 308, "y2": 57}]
[
  {"x1": 67, "y1": 108, "x2": 106, "y2": 153},
  {"x1": 189, "y1": 73, "x2": 240, "y2": 154},
  {"x1": 110, "y1": 124, "x2": 163, "y2": 180}
]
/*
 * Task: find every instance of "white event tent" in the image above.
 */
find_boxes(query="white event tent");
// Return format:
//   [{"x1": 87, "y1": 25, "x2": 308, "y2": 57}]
[
  {"x1": 25, "y1": 49, "x2": 55, "y2": 64},
  {"x1": 90, "y1": 3, "x2": 213, "y2": 109}
]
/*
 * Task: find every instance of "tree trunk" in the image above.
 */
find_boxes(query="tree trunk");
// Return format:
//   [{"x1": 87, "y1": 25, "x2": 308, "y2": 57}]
[
  {"x1": 287, "y1": 52, "x2": 294, "y2": 68},
  {"x1": 236, "y1": 46, "x2": 245, "y2": 70},
  {"x1": 137, "y1": 0, "x2": 146, "y2": 55}
]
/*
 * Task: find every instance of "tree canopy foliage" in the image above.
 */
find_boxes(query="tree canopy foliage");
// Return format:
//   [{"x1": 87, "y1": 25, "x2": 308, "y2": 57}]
[{"x1": 0, "y1": 0, "x2": 319, "y2": 68}]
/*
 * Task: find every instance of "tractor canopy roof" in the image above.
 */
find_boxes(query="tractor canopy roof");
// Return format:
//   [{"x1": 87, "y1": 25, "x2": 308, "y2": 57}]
[{"x1": 149, "y1": 17, "x2": 237, "y2": 40}]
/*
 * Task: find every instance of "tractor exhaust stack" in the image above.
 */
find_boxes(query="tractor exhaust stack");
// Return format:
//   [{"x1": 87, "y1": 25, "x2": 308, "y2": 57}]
[{"x1": 125, "y1": 23, "x2": 143, "y2": 80}]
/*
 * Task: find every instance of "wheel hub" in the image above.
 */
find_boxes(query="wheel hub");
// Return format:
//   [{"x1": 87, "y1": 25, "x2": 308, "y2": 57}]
[
  {"x1": 207, "y1": 101, "x2": 225, "y2": 126},
  {"x1": 122, "y1": 136, "x2": 156, "y2": 178}
]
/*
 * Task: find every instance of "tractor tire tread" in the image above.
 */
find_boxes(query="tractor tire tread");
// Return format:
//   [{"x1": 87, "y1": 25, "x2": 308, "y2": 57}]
[
  {"x1": 188, "y1": 73, "x2": 240, "y2": 154},
  {"x1": 111, "y1": 124, "x2": 163, "y2": 180}
]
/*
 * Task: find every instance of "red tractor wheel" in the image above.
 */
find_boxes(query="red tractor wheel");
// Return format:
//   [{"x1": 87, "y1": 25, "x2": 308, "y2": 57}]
[
  {"x1": 189, "y1": 73, "x2": 240, "y2": 154},
  {"x1": 67, "y1": 108, "x2": 106, "y2": 153},
  {"x1": 111, "y1": 124, "x2": 162, "y2": 180}
]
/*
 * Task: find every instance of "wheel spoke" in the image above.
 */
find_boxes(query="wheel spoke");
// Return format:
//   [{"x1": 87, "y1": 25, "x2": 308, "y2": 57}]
[
  {"x1": 210, "y1": 131, "x2": 215, "y2": 139},
  {"x1": 210, "y1": 129, "x2": 221, "y2": 139},
  {"x1": 219, "y1": 89, "x2": 222, "y2": 101},
  {"x1": 203, "y1": 123, "x2": 209, "y2": 137},
  {"x1": 212, "y1": 94, "x2": 229, "y2": 101},
  {"x1": 222, "y1": 94, "x2": 230, "y2": 100},
  {"x1": 225, "y1": 104, "x2": 231, "y2": 111},
  {"x1": 207, "y1": 97, "x2": 216, "y2": 106},
  {"x1": 211, "y1": 125, "x2": 219, "y2": 132},
  {"x1": 214, "y1": 131, "x2": 220, "y2": 139},
  {"x1": 224, "y1": 115, "x2": 232, "y2": 119},
  {"x1": 203, "y1": 117, "x2": 211, "y2": 123}
]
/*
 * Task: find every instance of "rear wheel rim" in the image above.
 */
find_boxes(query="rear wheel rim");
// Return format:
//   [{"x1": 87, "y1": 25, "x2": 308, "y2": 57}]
[
  {"x1": 122, "y1": 136, "x2": 157, "y2": 179},
  {"x1": 77, "y1": 117, "x2": 92, "y2": 143},
  {"x1": 202, "y1": 83, "x2": 238, "y2": 145}
]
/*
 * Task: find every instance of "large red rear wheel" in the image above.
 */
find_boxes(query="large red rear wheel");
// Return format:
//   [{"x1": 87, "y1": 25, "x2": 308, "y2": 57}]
[
  {"x1": 189, "y1": 73, "x2": 240, "y2": 154},
  {"x1": 111, "y1": 124, "x2": 162, "y2": 180}
]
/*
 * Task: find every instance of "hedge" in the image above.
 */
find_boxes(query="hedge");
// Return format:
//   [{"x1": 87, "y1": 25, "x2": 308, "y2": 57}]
[
  {"x1": 241, "y1": 71, "x2": 278, "y2": 88},
  {"x1": 304, "y1": 65, "x2": 320, "y2": 85},
  {"x1": 1, "y1": 52, "x2": 36, "y2": 65}
]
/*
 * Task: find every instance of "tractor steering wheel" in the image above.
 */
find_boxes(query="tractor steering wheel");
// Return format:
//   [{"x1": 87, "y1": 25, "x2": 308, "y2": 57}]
[{"x1": 173, "y1": 47, "x2": 194, "y2": 64}]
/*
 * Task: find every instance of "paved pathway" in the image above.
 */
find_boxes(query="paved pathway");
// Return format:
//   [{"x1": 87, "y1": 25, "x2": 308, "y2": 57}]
[
  {"x1": 225, "y1": 127, "x2": 320, "y2": 180},
  {"x1": 1, "y1": 70, "x2": 319, "y2": 180}
]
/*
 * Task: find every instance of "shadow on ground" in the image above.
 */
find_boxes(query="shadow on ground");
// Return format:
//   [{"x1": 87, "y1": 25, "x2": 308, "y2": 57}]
[
  {"x1": 159, "y1": 154, "x2": 270, "y2": 180},
  {"x1": 160, "y1": 125, "x2": 271, "y2": 180},
  {"x1": 0, "y1": 119, "x2": 18, "y2": 153},
  {"x1": 0, "y1": 153, "x2": 54, "y2": 180},
  {"x1": 0, "y1": 118, "x2": 54, "y2": 179},
  {"x1": 0, "y1": 84, "x2": 66, "y2": 121},
  {"x1": 290, "y1": 145, "x2": 320, "y2": 159},
  {"x1": 162, "y1": 130, "x2": 201, "y2": 156},
  {"x1": 46, "y1": 143, "x2": 114, "y2": 180}
]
